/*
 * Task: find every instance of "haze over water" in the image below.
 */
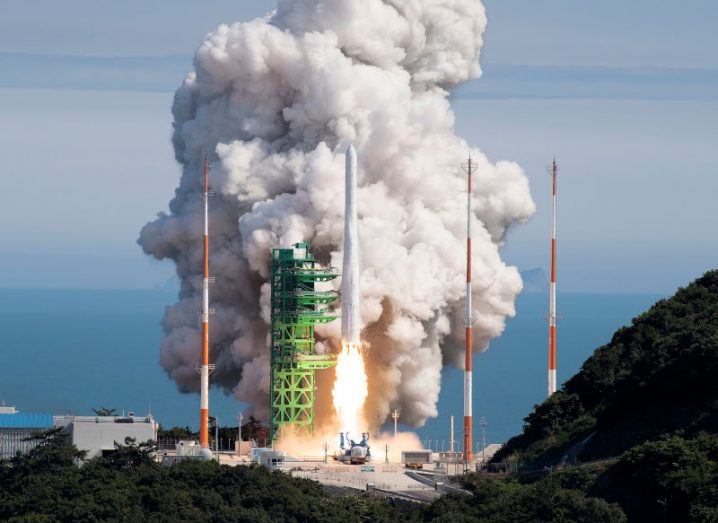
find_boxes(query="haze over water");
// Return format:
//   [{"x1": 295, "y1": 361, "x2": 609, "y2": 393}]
[{"x1": 0, "y1": 288, "x2": 660, "y2": 446}]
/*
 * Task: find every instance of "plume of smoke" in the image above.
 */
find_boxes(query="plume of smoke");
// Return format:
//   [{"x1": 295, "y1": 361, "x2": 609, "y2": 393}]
[{"x1": 139, "y1": 0, "x2": 535, "y2": 427}]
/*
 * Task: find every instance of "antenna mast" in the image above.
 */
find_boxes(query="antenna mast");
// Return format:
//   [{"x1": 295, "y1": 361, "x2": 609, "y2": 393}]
[
  {"x1": 460, "y1": 155, "x2": 478, "y2": 470},
  {"x1": 548, "y1": 159, "x2": 558, "y2": 396},
  {"x1": 199, "y1": 158, "x2": 214, "y2": 448}
]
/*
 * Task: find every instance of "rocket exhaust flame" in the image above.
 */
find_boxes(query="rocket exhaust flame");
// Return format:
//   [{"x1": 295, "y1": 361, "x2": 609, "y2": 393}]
[{"x1": 332, "y1": 341, "x2": 368, "y2": 439}]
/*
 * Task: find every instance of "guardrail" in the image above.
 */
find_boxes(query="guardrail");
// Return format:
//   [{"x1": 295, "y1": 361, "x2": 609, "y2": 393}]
[
  {"x1": 404, "y1": 470, "x2": 471, "y2": 496},
  {"x1": 369, "y1": 488, "x2": 432, "y2": 504}
]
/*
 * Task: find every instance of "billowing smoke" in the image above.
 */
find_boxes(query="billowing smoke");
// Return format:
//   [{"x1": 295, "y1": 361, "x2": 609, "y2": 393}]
[{"x1": 139, "y1": 0, "x2": 535, "y2": 427}]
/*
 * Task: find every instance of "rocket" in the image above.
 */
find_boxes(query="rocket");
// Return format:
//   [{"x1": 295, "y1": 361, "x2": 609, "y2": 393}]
[{"x1": 342, "y1": 145, "x2": 361, "y2": 344}]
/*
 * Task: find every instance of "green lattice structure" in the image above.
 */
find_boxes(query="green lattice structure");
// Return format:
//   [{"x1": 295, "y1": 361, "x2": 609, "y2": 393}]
[{"x1": 269, "y1": 242, "x2": 339, "y2": 443}]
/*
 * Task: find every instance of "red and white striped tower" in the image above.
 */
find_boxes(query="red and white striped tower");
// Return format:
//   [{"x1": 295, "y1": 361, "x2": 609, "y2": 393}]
[
  {"x1": 461, "y1": 156, "x2": 478, "y2": 467},
  {"x1": 199, "y1": 158, "x2": 211, "y2": 448},
  {"x1": 548, "y1": 159, "x2": 558, "y2": 396}
]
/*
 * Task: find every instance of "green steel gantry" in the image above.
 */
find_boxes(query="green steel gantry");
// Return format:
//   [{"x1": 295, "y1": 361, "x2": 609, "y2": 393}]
[{"x1": 269, "y1": 242, "x2": 339, "y2": 443}]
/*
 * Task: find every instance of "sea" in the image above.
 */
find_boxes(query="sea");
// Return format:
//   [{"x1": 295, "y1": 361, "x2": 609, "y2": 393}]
[{"x1": 0, "y1": 289, "x2": 661, "y2": 448}]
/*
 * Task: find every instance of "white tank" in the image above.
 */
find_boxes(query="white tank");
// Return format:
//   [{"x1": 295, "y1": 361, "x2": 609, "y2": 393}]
[
  {"x1": 350, "y1": 446, "x2": 368, "y2": 459},
  {"x1": 198, "y1": 447, "x2": 214, "y2": 461}
]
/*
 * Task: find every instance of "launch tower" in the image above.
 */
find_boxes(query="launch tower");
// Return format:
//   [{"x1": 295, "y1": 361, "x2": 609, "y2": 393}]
[{"x1": 269, "y1": 243, "x2": 338, "y2": 443}]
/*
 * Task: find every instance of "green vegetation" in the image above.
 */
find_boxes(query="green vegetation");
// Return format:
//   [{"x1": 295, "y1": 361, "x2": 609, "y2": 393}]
[
  {"x1": 418, "y1": 474, "x2": 625, "y2": 522},
  {"x1": 157, "y1": 417, "x2": 271, "y2": 448},
  {"x1": 594, "y1": 434, "x2": 718, "y2": 521},
  {"x1": 0, "y1": 429, "x2": 623, "y2": 522},
  {"x1": 0, "y1": 430, "x2": 399, "y2": 522},
  {"x1": 91, "y1": 407, "x2": 118, "y2": 417},
  {"x1": 157, "y1": 425, "x2": 196, "y2": 440},
  {"x1": 488, "y1": 270, "x2": 718, "y2": 521},
  {"x1": 496, "y1": 270, "x2": 718, "y2": 467}
]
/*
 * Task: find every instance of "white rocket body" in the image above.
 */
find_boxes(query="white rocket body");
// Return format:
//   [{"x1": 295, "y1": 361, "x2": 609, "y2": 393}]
[{"x1": 342, "y1": 145, "x2": 361, "y2": 344}]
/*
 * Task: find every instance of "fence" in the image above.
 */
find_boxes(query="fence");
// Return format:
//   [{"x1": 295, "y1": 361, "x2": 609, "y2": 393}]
[
  {"x1": 0, "y1": 429, "x2": 42, "y2": 459},
  {"x1": 292, "y1": 469, "x2": 437, "y2": 494},
  {"x1": 293, "y1": 470, "x2": 368, "y2": 490},
  {"x1": 157, "y1": 437, "x2": 262, "y2": 452}
]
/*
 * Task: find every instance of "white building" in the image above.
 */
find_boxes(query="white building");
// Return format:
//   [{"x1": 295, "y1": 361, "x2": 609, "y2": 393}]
[
  {"x1": 258, "y1": 449, "x2": 286, "y2": 469},
  {"x1": 1, "y1": 406, "x2": 158, "y2": 461},
  {"x1": 54, "y1": 414, "x2": 158, "y2": 460}
]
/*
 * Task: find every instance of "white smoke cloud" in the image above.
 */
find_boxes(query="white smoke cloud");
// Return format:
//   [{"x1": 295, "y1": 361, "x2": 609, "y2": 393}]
[{"x1": 139, "y1": 0, "x2": 535, "y2": 427}]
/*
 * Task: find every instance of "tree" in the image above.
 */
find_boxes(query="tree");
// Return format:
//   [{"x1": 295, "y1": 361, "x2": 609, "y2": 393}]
[
  {"x1": 92, "y1": 407, "x2": 118, "y2": 417},
  {"x1": 13, "y1": 427, "x2": 87, "y2": 472},
  {"x1": 96, "y1": 437, "x2": 156, "y2": 472},
  {"x1": 157, "y1": 425, "x2": 196, "y2": 439}
]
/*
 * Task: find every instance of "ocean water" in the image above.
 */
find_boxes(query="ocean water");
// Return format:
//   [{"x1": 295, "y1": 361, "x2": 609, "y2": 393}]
[
  {"x1": 416, "y1": 292, "x2": 662, "y2": 448},
  {"x1": 0, "y1": 289, "x2": 661, "y2": 446}
]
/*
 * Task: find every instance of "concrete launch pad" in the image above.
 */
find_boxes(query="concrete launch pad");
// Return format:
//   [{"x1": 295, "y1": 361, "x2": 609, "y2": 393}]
[
  {"x1": 210, "y1": 452, "x2": 467, "y2": 503},
  {"x1": 288, "y1": 460, "x2": 447, "y2": 503}
]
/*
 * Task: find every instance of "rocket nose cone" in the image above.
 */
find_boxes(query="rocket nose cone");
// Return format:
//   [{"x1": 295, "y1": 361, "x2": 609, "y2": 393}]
[{"x1": 345, "y1": 145, "x2": 357, "y2": 174}]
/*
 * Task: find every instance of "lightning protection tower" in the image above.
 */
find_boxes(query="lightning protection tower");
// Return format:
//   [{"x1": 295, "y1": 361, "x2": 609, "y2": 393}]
[
  {"x1": 461, "y1": 156, "x2": 478, "y2": 469},
  {"x1": 269, "y1": 242, "x2": 339, "y2": 444},
  {"x1": 199, "y1": 158, "x2": 214, "y2": 449},
  {"x1": 548, "y1": 159, "x2": 558, "y2": 396}
]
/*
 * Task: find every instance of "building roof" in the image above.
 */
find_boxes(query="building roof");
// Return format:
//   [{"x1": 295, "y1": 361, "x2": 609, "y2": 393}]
[{"x1": 0, "y1": 413, "x2": 53, "y2": 429}]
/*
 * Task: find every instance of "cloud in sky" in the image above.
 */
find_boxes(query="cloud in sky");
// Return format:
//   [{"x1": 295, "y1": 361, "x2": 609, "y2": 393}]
[{"x1": 3, "y1": 52, "x2": 717, "y2": 102}]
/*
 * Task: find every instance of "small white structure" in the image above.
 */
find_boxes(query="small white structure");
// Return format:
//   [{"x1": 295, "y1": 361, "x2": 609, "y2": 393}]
[
  {"x1": 258, "y1": 449, "x2": 286, "y2": 469},
  {"x1": 54, "y1": 414, "x2": 158, "y2": 460},
  {"x1": 176, "y1": 440, "x2": 208, "y2": 458},
  {"x1": 162, "y1": 440, "x2": 213, "y2": 465},
  {"x1": 249, "y1": 447, "x2": 273, "y2": 462}
]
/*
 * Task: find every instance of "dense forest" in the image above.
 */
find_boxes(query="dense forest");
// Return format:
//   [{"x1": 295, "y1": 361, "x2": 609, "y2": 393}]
[
  {"x1": 3, "y1": 271, "x2": 718, "y2": 521},
  {"x1": 0, "y1": 429, "x2": 623, "y2": 522}
]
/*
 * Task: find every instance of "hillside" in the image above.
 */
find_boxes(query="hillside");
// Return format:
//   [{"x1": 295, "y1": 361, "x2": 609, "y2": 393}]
[{"x1": 495, "y1": 270, "x2": 718, "y2": 467}]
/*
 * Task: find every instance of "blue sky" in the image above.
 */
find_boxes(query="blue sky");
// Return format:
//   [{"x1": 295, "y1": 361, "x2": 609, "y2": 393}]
[{"x1": 0, "y1": 0, "x2": 716, "y2": 292}]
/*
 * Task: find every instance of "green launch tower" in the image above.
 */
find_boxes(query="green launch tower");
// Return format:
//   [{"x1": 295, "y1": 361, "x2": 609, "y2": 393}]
[{"x1": 269, "y1": 242, "x2": 339, "y2": 443}]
